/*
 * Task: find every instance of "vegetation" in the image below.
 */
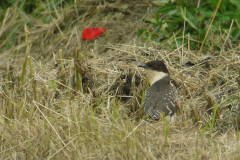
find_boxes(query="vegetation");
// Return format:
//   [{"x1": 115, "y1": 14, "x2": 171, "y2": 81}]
[
  {"x1": 0, "y1": 0, "x2": 239, "y2": 159},
  {"x1": 138, "y1": 0, "x2": 240, "y2": 51}
]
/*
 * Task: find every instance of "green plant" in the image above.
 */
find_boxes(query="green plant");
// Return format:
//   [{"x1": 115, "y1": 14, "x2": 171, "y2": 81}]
[
  {"x1": 0, "y1": 0, "x2": 74, "y2": 52},
  {"x1": 138, "y1": 0, "x2": 240, "y2": 51}
]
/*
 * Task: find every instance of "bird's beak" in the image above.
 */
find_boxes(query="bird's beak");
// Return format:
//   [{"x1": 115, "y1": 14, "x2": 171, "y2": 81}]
[{"x1": 138, "y1": 64, "x2": 147, "y2": 68}]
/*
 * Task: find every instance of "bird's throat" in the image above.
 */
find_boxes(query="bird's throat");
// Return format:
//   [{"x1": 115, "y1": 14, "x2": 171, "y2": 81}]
[{"x1": 145, "y1": 70, "x2": 168, "y2": 86}]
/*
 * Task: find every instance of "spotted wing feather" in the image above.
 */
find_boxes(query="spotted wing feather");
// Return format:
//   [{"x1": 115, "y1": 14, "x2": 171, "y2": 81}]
[{"x1": 143, "y1": 78, "x2": 177, "y2": 119}]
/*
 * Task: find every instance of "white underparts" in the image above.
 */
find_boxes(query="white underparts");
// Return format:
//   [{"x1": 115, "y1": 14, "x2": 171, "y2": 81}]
[
  {"x1": 145, "y1": 69, "x2": 168, "y2": 86},
  {"x1": 164, "y1": 115, "x2": 171, "y2": 121},
  {"x1": 164, "y1": 114, "x2": 175, "y2": 122}
]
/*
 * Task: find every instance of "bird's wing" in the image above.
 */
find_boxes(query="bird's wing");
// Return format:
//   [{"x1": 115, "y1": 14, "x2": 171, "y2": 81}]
[{"x1": 143, "y1": 83, "x2": 177, "y2": 119}]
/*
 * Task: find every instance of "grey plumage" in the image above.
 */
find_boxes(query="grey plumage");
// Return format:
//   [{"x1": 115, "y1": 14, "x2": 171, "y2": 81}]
[
  {"x1": 143, "y1": 76, "x2": 177, "y2": 119},
  {"x1": 121, "y1": 60, "x2": 178, "y2": 142},
  {"x1": 138, "y1": 60, "x2": 178, "y2": 120}
]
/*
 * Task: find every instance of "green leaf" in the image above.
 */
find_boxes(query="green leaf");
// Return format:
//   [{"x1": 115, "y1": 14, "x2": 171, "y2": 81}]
[
  {"x1": 230, "y1": 0, "x2": 240, "y2": 9},
  {"x1": 154, "y1": 11, "x2": 160, "y2": 24},
  {"x1": 158, "y1": 2, "x2": 178, "y2": 13},
  {"x1": 49, "y1": 80, "x2": 57, "y2": 91},
  {"x1": 180, "y1": 7, "x2": 198, "y2": 30},
  {"x1": 152, "y1": 0, "x2": 169, "y2": 6},
  {"x1": 166, "y1": 9, "x2": 179, "y2": 16},
  {"x1": 137, "y1": 29, "x2": 146, "y2": 38},
  {"x1": 144, "y1": 18, "x2": 158, "y2": 24},
  {"x1": 197, "y1": 8, "x2": 212, "y2": 18},
  {"x1": 44, "y1": 15, "x2": 51, "y2": 23}
]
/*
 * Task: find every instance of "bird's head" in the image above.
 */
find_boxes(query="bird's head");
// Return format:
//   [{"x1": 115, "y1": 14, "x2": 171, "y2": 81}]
[{"x1": 138, "y1": 60, "x2": 169, "y2": 86}]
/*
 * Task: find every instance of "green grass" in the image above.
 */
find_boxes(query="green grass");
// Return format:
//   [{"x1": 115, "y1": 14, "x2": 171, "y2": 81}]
[{"x1": 138, "y1": 0, "x2": 240, "y2": 51}]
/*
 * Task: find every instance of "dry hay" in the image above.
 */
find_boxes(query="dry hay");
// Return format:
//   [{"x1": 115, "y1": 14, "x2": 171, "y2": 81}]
[{"x1": 0, "y1": 0, "x2": 239, "y2": 159}]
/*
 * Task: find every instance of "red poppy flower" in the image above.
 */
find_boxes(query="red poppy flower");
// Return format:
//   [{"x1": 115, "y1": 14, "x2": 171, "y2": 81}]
[{"x1": 82, "y1": 27, "x2": 106, "y2": 40}]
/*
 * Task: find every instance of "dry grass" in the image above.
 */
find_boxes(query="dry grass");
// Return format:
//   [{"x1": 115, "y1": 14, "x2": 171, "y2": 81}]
[{"x1": 0, "y1": 0, "x2": 240, "y2": 159}]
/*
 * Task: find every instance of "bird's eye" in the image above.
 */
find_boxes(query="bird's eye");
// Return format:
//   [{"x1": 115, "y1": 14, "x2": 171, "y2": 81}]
[{"x1": 152, "y1": 65, "x2": 157, "y2": 69}]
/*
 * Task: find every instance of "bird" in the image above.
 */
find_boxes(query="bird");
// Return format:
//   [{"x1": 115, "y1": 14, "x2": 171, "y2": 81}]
[
  {"x1": 138, "y1": 60, "x2": 178, "y2": 121},
  {"x1": 121, "y1": 60, "x2": 178, "y2": 142}
]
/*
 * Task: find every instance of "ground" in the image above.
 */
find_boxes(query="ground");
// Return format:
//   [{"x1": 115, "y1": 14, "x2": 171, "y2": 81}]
[{"x1": 0, "y1": 0, "x2": 240, "y2": 159}]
